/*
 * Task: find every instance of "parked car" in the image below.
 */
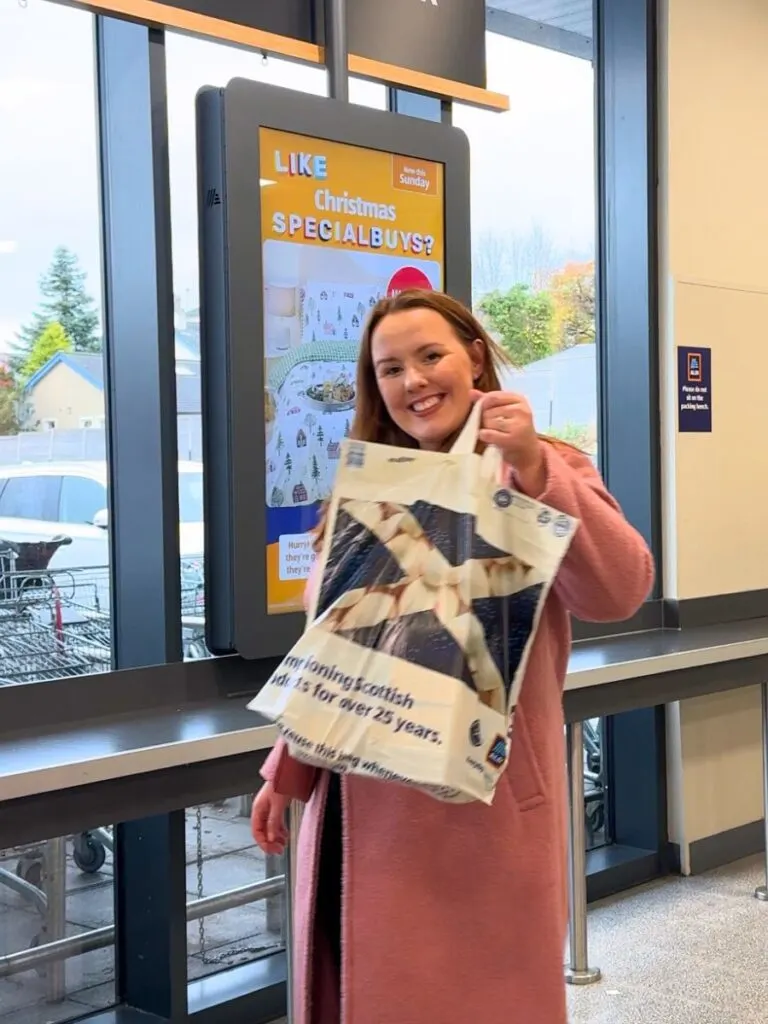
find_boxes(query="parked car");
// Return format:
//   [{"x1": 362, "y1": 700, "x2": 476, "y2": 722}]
[{"x1": 0, "y1": 460, "x2": 204, "y2": 572}]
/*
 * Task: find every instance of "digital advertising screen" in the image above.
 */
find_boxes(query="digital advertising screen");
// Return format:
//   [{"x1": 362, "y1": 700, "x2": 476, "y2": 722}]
[{"x1": 260, "y1": 127, "x2": 446, "y2": 614}]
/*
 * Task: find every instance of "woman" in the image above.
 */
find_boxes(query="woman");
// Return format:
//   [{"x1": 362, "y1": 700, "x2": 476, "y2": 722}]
[{"x1": 252, "y1": 290, "x2": 653, "y2": 1024}]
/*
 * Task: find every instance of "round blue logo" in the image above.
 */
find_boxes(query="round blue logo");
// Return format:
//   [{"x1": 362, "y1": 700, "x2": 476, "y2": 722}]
[
  {"x1": 553, "y1": 515, "x2": 571, "y2": 538},
  {"x1": 493, "y1": 489, "x2": 513, "y2": 509},
  {"x1": 537, "y1": 509, "x2": 552, "y2": 526}
]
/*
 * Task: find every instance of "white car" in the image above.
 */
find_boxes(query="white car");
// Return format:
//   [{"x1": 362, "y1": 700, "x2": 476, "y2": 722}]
[{"x1": 0, "y1": 461, "x2": 205, "y2": 571}]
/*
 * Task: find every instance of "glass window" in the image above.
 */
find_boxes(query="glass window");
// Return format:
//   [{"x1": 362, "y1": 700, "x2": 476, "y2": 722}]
[
  {"x1": 186, "y1": 796, "x2": 283, "y2": 980},
  {"x1": 0, "y1": 829, "x2": 115, "y2": 1024},
  {"x1": 453, "y1": 32, "x2": 597, "y2": 461},
  {"x1": 455, "y1": 26, "x2": 603, "y2": 850},
  {"x1": 0, "y1": 0, "x2": 111, "y2": 688},
  {"x1": 179, "y1": 467, "x2": 204, "y2": 524},
  {"x1": 0, "y1": 475, "x2": 61, "y2": 521}
]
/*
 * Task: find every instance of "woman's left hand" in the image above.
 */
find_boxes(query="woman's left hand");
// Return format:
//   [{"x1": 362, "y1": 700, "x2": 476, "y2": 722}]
[{"x1": 470, "y1": 390, "x2": 547, "y2": 494}]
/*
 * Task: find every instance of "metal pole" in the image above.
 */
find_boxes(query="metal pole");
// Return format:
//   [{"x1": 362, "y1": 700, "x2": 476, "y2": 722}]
[
  {"x1": 43, "y1": 838, "x2": 67, "y2": 1002},
  {"x1": 324, "y1": 0, "x2": 349, "y2": 102},
  {"x1": 265, "y1": 852, "x2": 284, "y2": 934},
  {"x1": 755, "y1": 681, "x2": 768, "y2": 902},
  {"x1": 286, "y1": 801, "x2": 304, "y2": 1024},
  {"x1": 0, "y1": 865, "x2": 48, "y2": 915},
  {"x1": 0, "y1": 876, "x2": 285, "y2": 979},
  {"x1": 565, "y1": 721, "x2": 601, "y2": 985}
]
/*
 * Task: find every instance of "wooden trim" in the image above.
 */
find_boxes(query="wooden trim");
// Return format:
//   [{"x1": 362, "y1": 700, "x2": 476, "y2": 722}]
[
  {"x1": 74, "y1": 0, "x2": 323, "y2": 63},
  {"x1": 348, "y1": 54, "x2": 510, "y2": 111},
  {"x1": 64, "y1": 0, "x2": 511, "y2": 112}
]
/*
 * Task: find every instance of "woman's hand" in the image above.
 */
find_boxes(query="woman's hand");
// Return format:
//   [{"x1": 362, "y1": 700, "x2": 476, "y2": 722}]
[
  {"x1": 251, "y1": 781, "x2": 291, "y2": 855},
  {"x1": 470, "y1": 389, "x2": 547, "y2": 496}
]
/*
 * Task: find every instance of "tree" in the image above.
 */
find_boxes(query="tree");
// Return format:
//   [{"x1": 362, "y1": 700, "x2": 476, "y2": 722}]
[
  {"x1": 472, "y1": 225, "x2": 562, "y2": 303},
  {"x1": 477, "y1": 284, "x2": 555, "y2": 367},
  {"x1": 0, "y1": 370, "x2": 19, "y2": 436},
  {"x1": 20, "y1": 322, "x2": 73, "y2": 383},
  {"x1": 550, "y1": 261, "x2": 596, "y2": 350},
  {"x1": 14, "y1": 247, "x2": 100, "y2": 372}
]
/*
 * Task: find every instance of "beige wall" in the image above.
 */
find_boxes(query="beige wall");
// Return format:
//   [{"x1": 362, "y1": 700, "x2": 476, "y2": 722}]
[
  {"x1": 28, "y1": 363, "x2": 104, "y2": 431},
  {"x1": 659, "y1": 0, "x2": 768, "y2": 867}
]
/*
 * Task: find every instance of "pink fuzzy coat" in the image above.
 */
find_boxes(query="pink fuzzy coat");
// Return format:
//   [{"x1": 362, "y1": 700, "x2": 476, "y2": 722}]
[{"x1": 262, "y1": 441, "x2": 654, "y2": 1024}]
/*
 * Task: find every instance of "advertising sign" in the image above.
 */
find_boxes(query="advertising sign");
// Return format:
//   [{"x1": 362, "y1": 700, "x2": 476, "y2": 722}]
[
  {"x1": 260, "y1": 127, "x2": 446, "y2": 613},
  {"x1": 677, "y1": 346, "x2": 712, "y2": 432}
]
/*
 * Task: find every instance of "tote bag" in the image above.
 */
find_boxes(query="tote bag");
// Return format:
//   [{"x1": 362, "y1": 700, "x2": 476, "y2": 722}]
[{"x1": 249, "y1": 404, "x2": 578, "y2": 804}]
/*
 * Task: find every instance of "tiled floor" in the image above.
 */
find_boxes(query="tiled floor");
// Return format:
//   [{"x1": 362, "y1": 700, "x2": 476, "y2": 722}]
[{"x1": 2, "y1": 831, "x2": 767, "y2": 1024}]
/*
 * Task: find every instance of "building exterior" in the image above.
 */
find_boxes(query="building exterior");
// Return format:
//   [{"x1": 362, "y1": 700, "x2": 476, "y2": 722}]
[
  {"x1": 22, "y1": 342, "x2": 201, "y2": 433},
  {"x1": 22, "y1": 352, "x2": 105, "y2": 430}
]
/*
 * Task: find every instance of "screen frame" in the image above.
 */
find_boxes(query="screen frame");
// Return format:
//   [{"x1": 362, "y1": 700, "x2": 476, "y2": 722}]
[{"x1": 201, "y1": 77, "x2": 471, "y2": 659}]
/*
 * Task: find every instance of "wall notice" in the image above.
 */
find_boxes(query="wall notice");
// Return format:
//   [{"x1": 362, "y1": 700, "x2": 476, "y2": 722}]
[
  {"x1": 677, "y1": 346, "x2": 712, "y2": 433},
  {"x1": 260, "y1": 127, "x2": 446, "y2": 613}
]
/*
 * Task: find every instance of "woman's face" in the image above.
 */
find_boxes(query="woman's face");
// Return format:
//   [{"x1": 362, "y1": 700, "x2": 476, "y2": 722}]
[{"x1": 371, "y1": 308, "x2": 484, "y2": 450}]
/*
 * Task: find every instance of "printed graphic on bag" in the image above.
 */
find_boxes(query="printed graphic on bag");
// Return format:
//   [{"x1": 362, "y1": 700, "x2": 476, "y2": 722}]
[
  {"x1": 316, "y1": 497, "x2": 541, "y2": 713},
  {"x1": 249, "y1": 411, "x2": 578, "y2": 805}
]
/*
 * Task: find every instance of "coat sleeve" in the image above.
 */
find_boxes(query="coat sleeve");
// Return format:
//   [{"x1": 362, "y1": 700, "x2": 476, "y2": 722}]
[
  {"x1": 259, "y1": 560, "x2": 321, "y2": 801},
  {"x1": 261, "y1": 737, "x2": 318, "y2": 802},
  {"x1": 512, "y1": 441, "x2": 654, "y2": 623}
]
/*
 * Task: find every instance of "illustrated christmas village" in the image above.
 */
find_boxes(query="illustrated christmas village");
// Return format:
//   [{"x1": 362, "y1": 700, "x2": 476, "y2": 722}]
[{"x1": 266, "y1": 344, "x2": 361, "y2": 509}]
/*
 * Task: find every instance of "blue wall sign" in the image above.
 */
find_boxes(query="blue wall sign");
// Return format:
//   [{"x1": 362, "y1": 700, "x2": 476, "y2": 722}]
[{"x1": 678, "y1": 346, "x2": 712, "y2": 433}]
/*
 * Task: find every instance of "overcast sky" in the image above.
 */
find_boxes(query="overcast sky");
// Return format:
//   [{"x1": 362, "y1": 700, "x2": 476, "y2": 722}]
[{"x1": 0, "y1": 0, "x2": 595, "y2": 354}]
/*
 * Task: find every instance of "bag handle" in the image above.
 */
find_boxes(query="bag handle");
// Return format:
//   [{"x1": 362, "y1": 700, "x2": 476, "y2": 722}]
[
  {"x1": 451, "y1": 398, "x2": 506, "y2": 487},
  {"x1": 450, "y1": 398, "x2": 484, "y2": 455}
]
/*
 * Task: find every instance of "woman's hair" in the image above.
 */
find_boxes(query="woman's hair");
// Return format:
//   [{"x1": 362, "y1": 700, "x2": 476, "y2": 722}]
[{"x1": 311, "y1": 288, "x2": 578, "y2": 552}]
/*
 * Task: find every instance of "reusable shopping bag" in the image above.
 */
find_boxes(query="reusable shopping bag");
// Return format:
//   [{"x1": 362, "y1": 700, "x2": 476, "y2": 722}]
[{"x1": 249, "y1": 404, "x2": 578, "y2": 804}]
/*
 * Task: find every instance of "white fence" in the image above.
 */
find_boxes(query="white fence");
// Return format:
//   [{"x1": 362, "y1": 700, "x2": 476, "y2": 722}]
[{"x1": 0, "y1": 417, "x2": 203, "y2": 465}]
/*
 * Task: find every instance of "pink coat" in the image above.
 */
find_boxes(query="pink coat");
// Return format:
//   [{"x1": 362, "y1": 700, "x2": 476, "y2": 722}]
[{"x1": 262, "y1": 441, "x2": 654, "y2": 1024}]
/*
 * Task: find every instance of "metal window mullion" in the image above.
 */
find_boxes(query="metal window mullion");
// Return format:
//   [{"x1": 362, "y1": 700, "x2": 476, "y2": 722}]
[
  {"x1": 96, "y1": 17, "x2": 181, "y2": 671},
  {"x1": 95, "y1": 16, "x2": 186, "y2": 1019}
]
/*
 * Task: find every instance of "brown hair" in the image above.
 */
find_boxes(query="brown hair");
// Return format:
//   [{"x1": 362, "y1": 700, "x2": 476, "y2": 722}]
[{"x1": 312, "y1": 289, "x2": 575, "y2": 551}]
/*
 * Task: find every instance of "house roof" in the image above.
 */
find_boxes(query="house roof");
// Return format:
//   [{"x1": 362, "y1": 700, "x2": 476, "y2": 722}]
[{"x1": 24, "y1": 351, "x2": 104, "y2": 392}]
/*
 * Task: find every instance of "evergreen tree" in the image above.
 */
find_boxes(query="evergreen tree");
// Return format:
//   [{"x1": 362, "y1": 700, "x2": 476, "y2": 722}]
[{"x1": 14, "y1": 247, "x2": 100, "y2": 372}]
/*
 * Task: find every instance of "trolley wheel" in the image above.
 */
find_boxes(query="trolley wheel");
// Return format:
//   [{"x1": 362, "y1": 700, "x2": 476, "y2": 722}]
[
  {"x1": 15, "y1": 856, "x2": 43, "y2": 890},
  {"x1": 73, "y1": 835, "x2": 107, "y2": 874}
]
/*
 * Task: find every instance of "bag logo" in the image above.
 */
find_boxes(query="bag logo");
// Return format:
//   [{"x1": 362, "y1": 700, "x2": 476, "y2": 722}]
[
  {"x1": 493, "y1": 488, "x2": 513, "y2": 510},
  {"x1": 469, "y1": 720, "x2": 482, "y2": 747},
  {"x1": 486, "y1": 734, "x2": 508, "y2": 768},
  {"x1": 553, "y1": 514, "x2": 571, "y2": 538},
  {"x1": 346, "y1": 442, "x2": 366, "y2": 468},
  {"x1": 537, "y1": 509, "x2": 552, "y2": 526}
]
